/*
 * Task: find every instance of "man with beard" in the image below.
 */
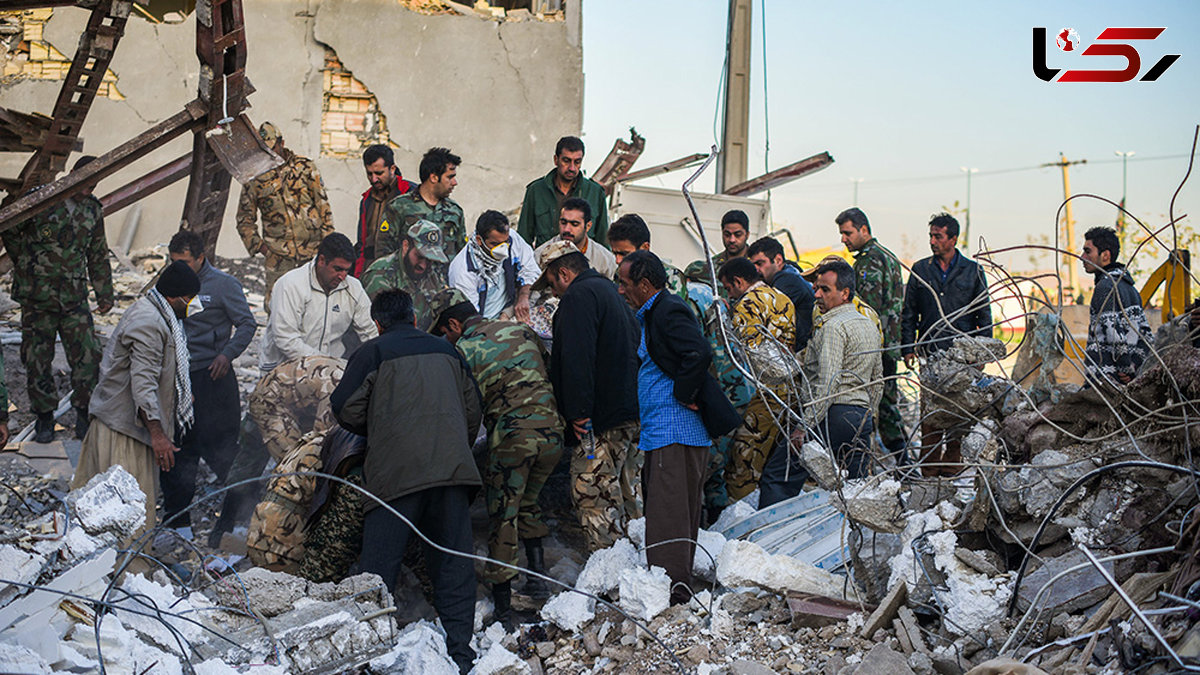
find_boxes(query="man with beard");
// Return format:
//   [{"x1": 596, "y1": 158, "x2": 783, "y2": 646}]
[
  {"x1": 353, "y1": 144, "x2": 413, "y2": 276},
  {"x1": 377, "y1": 146, "x2": 465, "y2": 265},
  {"x1": 448, "y1": 210, "x2": 539, "y2": 321},
  {"x1": 536, "y1": 197, "x2": 617, "y2": 280},
  {"x1": 363, "y1": 221, "x2": 450, "y2": 331},
  {"x1": 518, "y1": 135, "x2": 610, "y2": 247},
  {"x1": 1080, "y1": 226, "x2": 1153, "y2": 386}
]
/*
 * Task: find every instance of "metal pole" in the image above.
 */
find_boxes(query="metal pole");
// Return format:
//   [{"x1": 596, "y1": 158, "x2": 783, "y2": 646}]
[
  {"x1": 1060, "y1": 153, "x2": 1079, "y2": 296},
  {"x1": 1115, "y1": 150, "x2": 1135, "y2": 235},
  {"x1": 851, "y1": 177, "x2": 862, "y2": 205},
  {"x1": 716, "y1": 0, "x2": 752, "y2": 193},
  {"x1": 960, "y1": 167, "x2": 977, "y2": 252}
]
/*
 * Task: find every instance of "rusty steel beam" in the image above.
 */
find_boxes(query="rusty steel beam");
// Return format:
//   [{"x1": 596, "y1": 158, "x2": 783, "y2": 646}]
[
  {"x1": 616, "y1": 153, "x2": 709, "y2": 185},
  {"x1": 98, "y1": 153, "x2": 191, "y2": 215},
  {"x1": 722, "y1": 151, "x2": 835, "y2": 197},
  {"x1": 16, "y1": 0, "x2": 133, "y2": 193},
  {"x1": 592, "y1": 128, "x2": 645, "y2": 193},
  {"x1": 0, "y1": 101, "x2": 206, "y2": 233},
  {"x1": 0, "y1": 1, "x2": 84, "y2": 9}
]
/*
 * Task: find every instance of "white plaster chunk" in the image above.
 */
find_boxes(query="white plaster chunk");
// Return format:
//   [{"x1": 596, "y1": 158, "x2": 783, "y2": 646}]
[
  {"x1": 470, "y1": 640, "x2": 531, "y2": 675},
  {"x1": 0, "y1": 545, "x2": 44, "y2": 607},
  {"x1": 710, "y1": 497, "x2": 758, "y2": 533},
  {"x1": 834, "y1": 476, "x2": 905, "y2": 533},
  {"x1": 68, "y1": 465, "x2": 147, "y2": 538},
  {"x1": 540, "y1": 590, "x2": 595, "y2": 633},
  {"x1": 627, "y1": 517, "x2": 645, "y2": 548},
  {"x1": 575, "y1": 538, "x2": 640, "y2": 594},
  {"x1": 116, "y1": 573, "x2": 205, "y2": 654},
  {"x1": 693, "y1": 528, "x2": 727, "y2": 580},
  {"x1": 371, "y1": 620, "x2": 457, "y2": 675},
  {"x1": 0, "y1": 642, "x2": 50, "y2": 675},
  {"x1": 799, "y1": 440, "x2": 839, "y2": 489},
  {"x1": 716, "y1": 539, "x2": 855, "y2": 600},
  {"x1": 617, "y1": 565, "x2": 670, "y2": 622}
]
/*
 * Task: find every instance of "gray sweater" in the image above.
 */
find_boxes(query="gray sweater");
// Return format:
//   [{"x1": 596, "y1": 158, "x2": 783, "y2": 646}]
[{"x1": 184, "y1": 260, "x2": 257, "y2": 371}]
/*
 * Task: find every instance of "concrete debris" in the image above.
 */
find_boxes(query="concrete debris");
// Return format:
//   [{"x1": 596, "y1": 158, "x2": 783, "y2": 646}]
[
  {"x1": 832, "y1": 476, "x2": 905, "y2": 533},
  {"x1": 616, "y1": 564, "x2": 670, "y2": 621},
  {"x1": 716, "y1": 539, "x2": 857, "y2": 601},
  {"x1": 540, "y1": 589, "x2": 595, "y2": 632},
  {"x1": 64, "y1": 464, "x2": 146, "y2": 541},
  {"x1": 575, "y1": 538, "x2": 641, "y2": 595},
  {"x1": 470, "y1": 641, "x2": 531, "y2": 675}
]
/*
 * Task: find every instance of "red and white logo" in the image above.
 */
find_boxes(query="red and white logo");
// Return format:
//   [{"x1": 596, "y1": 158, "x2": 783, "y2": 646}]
[
  {"x1": 1056, "y1": 27, "x2": 1081, "y2": 51},
  {"x1": 1034, "y1": 26, "x2": 1180, "y2": 82}
]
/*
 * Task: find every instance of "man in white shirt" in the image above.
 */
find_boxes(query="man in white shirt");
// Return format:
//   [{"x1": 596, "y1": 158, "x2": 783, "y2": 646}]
[
  {"x1": 536, "y1": 197, "x2": 617, "y2": 280},
  {"x1": 260, "y1": 233, "x2": 378, "y2": 372},
  {"x1": 448, "y1": 210, "x2": 539, "y2": 321}
]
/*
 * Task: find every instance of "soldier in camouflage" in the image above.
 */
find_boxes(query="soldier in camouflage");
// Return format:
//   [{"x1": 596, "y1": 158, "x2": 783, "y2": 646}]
[
  {"x1": 3, "y1": 155, "x2": 114, "y2": 443},
  {"x1": 428, "y1": 288, "x2": 563, "y2": 625},
  {"x1": 236, "y1": 122, "x2": 335, "y2": 311},
  {"x1": 362, "y1": 220, "x2": 450, "y2": 331},
  {"x1": 376, "y1": 147, "x2": 465, "y2": 266},
  {"x1": 836, "y1": 208, "x2": 906, "y2": 455}
]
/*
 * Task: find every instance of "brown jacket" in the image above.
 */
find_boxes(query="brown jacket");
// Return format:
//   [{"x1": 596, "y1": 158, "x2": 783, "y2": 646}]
[{"x1": 89, "y1": 296, "x2": 180, "y2": 445}]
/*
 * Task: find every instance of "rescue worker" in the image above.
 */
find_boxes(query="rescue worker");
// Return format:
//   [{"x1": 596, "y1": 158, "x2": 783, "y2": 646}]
[
  {"x1": 517, "y1": 135, "x2": 610, "y2": 247},
  {"x1": 377, "y1": 146, "x2": 465, "y2": 265},
  {"x1": 362, "y1": 220, "x2": 449, "y2": 330},
  {"x1": 354, "y1": 144, "x2": 413, "y2": 276}
]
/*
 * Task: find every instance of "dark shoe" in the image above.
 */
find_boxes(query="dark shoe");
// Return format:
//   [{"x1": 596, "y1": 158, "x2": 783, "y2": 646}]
[
  {"x1": 522, "y1": 538, "x2": 551, "y2": 599},
  {"x1": 492, "y1": 581, "x2": 514, "y2": 629},
  {"x1": 74, "y1": 406, "x2": 90, "y2": 440},
  {"x1": 34, "y1": 412, "x2": 55, "y2": 444}
]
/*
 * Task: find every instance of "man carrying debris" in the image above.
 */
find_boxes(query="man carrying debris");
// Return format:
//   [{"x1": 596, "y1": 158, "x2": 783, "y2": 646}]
[
  {"x1": 536, "y1": 240, "x2": 643, "y2": 552},
  {"x1": 332, "y1": 289, "x2": 481, "y2": 674},
  {"x1": 428, "y1": 288, "x2": 563, "y2": 624},
  {"x1": 518, "y1": 135, "x2": 610, "y2": 247},
  {"x1": 72, "y1": 260, "x2": 200, "y2": 537},
  {"x1": 536, "y1": 197, "x2": 617, "y2": 280},
  {"x1": 259, "y1": 233, "x2": 377, "y2": 372},
  {"x1": 362, "y1": 220, "x2": 450, "y2": 330},
  {"x1": 1080, "y1": 226, "x2": 1154, "y2": 386},
  {"x1": 607, "y1": 213, "x2": 690, "y2": 302},
  {"x1": 747, "y1": 235, "x2": 815, "y2": 350},
  {"x1": 161, "y1": 231, "x2": 256, "y2": 537},
  {"x1": 618, "y1": 251, "x2": 739, "y2": 604},
  {"x1": 800, "y1": 259, "x2": 883, "y2": 479},
  {"x1": 354, "y1": 144, "x2": 413, "y2": 276},
  {"x1": 3, "y1": 155, "x2": 114, "y2": 444},
  {"x1": 901, "y1": 212, "x2": 992, "y2": 476},
  {"x1": 836, "y1": 207, "x2": 907, "y2": 458},
  {"x1": 236, "y1": 122, "x2": 335, "y2": 311},
  {"x1": 718, "y1": 257, "x2": 796, "y2": 501},
  {"x1": 448, "y1": 210, "x2": 539, "y2": 322},
  {"x1": 376, "y1": 146, "x2": 465, "y2": 265}
]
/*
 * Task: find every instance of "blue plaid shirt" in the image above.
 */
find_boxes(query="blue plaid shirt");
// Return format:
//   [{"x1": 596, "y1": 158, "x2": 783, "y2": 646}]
[{"x1": 636, "y1": 292, "x2": 710, "y2": 451}]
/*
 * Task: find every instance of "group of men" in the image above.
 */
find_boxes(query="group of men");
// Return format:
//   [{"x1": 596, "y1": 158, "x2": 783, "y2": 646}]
[{"x1": 1, "y1": 118, "x2": 1171, "y2": 674}]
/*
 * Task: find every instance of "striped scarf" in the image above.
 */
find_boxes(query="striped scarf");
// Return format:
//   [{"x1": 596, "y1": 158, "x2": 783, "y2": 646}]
[{"x1": 147, "y1": 289, "x2": 194, "y2": 434}]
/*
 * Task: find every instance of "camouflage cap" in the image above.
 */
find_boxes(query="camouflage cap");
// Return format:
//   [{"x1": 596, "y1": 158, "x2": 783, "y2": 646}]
[
  {"x1": 426, "y1": 287, "x2": 475, "y2": 332},
  {"x1": 683, "y1": 259, "x2": 715, "y2": 283},
  {"x1": 531, "y1": 239, "x2": 582, "y2": 292},
  {"x1": 407, "y1": 220, "x2": 450, "y2": 264},
  {"x1": 799, "y1": 254, "x2": 848, "y2": 281},
  {"x1": 258, "y1": 121, "x2": 281, "y2": 146}
]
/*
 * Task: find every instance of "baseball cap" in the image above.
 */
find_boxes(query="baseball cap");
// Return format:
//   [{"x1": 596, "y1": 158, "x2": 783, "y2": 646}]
[
  {"x1": 407, "y1": 220, "x2": 450, "y2": 264},
  {"x1": 427, "y1": 287, "x2": 474, "y2": 331},
  {"x1": 258, "y1": 121, "x2": 281, "y2": 146},
  {"x1": 530, "y1": 239, "x2": 582, "y2": 292},
  {"x1": 799, "y1": 254, "x2": 848, "y2": 281}
]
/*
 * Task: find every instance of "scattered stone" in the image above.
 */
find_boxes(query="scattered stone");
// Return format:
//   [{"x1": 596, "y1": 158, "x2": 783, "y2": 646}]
[
  {"x1": 617, "y1": 565, "x2": 670, "y2": 621},
  {"x1": 716, "y1": 539, "x2": 856, "y2": 600},
  {"x1": 539, "y1": 590, "x2": 594, "y2": 632},
  {"x1": 727, "y1": 659, "x2": 778, "y2": 674},
  {"x1": 861, "y1": 581, "x2": 907, "y2": 638},
  {"x1": 856, "y1": 643, "x2": 916, "y2": 675},
  {"x1": 1016, "y1": 548, "x2": 1113, "y2": 614}
]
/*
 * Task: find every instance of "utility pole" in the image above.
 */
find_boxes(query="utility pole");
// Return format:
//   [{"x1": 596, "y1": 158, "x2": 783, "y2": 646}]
[
  {"x1": 960, "y1": 167, "x2": 978, "y2": 252},
  {"x1": 850, "y1": 177, "x2": 862, "y2": 205},
  {"x1": 1114, "y1": 150, "x2": 1134, "y2": 235},
  {"x1": 716, "y1": 0, "x2": 752, "y2": 193},
  {"x1": 1042, "y1": 153, "x2": 1087, "y2": 298}
]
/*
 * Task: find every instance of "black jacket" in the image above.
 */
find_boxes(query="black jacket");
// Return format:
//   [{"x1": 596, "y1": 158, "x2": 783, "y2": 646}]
[
  {"x1": 900, "y1": 251, "x2": 992, "y2": 357},
  {"x1": 331, "y1": 323, "x2": 482, "y2": 511},
  {"x1": 642, "y1": 291, "x2": 741, "y2": 438},
  {"x1": 771, "y1": 264, "x2": 816, "y2": 351},
  {"x1": 550, "y1": 269, "x2": 639, "y2": 442}
]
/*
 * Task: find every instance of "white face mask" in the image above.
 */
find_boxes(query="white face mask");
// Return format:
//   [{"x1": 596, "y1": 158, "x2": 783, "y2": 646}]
[
  {"x1": 488, "y1": 242, "x2": 510, "y2": 261},
  {"x1": 185, "y1": 296, "x2": 204, "y2": 318}
]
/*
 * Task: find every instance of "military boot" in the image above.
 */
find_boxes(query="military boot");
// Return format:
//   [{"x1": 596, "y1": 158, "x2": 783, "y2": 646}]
[
  {"x1": 492, "y1": 580, "x2": 514, "y2": 630},
  {"x1": 34, "y1": 412, "x2": 55, "y2": 444},
  {"x1": 522, "y1": 537, "x2": 550, "y2": 599},
  {"x1": 74, "y1": 406, "x2": 90, "y2": 440}
]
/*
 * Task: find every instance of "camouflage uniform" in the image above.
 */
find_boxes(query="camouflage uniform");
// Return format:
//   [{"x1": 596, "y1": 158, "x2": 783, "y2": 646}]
[
  {"x1": 726, "y1": 282, "x2": 796, "y2": 501},
  {"x1": 236, "y1": 148, "x2": 335, "y2": 308},
  {"x1": 852, "y1": 238, "x2": 905, "y2": 450},
  {"x1": 453, "y1": 318, "x2": 563, "y2": 584},
  {"x1": 300, "y1": 464, "x2": 365, "y2": 583},
  {"x1": 665, "y1": 263, "x2": 689, "y2": 304},
  {"x1": 248, "y1": 355, "x2": 345, "y2": 460},
  {"x1": 376, "y1": 190, "x2": 465, "y2": 265},
  {"x1": 362, "y1": 252, "x2": 448, "y2": 331},
  {"x1": 3, "y1": 195, "x2": 113, "y2": 415},
  {"x1": 247, "y1": 430, "x2": 324, "y2": 573},
  {"x1": 574, "y1": 421, "x2": 642, "y2": 552}
]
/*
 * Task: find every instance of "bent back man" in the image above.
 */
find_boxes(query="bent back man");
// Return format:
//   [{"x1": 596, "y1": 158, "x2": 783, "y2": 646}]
[
  {"x1": 448, "y1": 210, "x2": 540, "y2": 322},
  {"x1": 747, "y1": 236, "x2": 815, "y2": 350},
  {"x1": 377, "y1": 146, "x2": 465, "y2": 264},
  {"x1": 1080, "y1": 226, "x2": 1153, "y2": 386},
  {"x1": 518, "y1": 135, "x2": 610, "y2": 247},
  {"x1": 618, "y1": 251, "x2": 739, "y2": 604},
  {"x1": 4, "y1": 154, "x2": 114, "y2": 443},
  {"x1": 536, "y1": 241, "x2": 642, "y2": 552},
  {"x1": 355, "y1": 144, "x2": 413, "y2": 276},
  {"x1": 332, "y1": 289, "x2": 481, "y2": 673},
  {"x1": 236, "y1": 122, "x2": 335, "y2": 310}
]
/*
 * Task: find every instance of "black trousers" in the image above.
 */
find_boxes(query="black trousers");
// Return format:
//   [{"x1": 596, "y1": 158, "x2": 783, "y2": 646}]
[
  {"x1": 160, "y1": 368, "x2": 240, "y2": 529},
  {"x1": 361, "y1": 486, "x2": 476, "y2": 670},
  {"x1": 759, "y1": 404, "x2": 873, "y2": 509}
]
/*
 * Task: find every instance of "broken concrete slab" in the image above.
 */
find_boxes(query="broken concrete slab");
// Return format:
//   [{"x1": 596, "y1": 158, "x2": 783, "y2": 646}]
[
  {"x1": 1016, "y1": 548, "x2": 1114, "y2": 615},
  {"x1": 540, "y1": 590, "x2": 594, "y2": 633},
  {"x1": 855, "y1": 642, "x2": 916, "y2": 675},
  {"x1": 65, "y1": 464, "x2": 146, "y2": 539},
  {"x1": 861, "y1": 581, "x2": 906, "y2": 638},
  {"x1": 575, "y1": 538, "x2": 640, "y2": 595},
  {"x1": 716, "y1": 539, "x2": 857, "y2": 601}
]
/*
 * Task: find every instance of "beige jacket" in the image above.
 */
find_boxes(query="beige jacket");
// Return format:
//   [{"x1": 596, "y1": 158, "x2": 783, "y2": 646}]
[
  {"x1": 260, "y1": 260, "x2": 378, "y2": 371},
  {"x1": 89, "y1": 296, "x2": 179, "y2": 446}
]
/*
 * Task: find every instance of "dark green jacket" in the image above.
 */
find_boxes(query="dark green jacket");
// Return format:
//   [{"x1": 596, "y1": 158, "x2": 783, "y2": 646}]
[{"x1": 517, "y1": 169, "x2": 609, "y2": 247}]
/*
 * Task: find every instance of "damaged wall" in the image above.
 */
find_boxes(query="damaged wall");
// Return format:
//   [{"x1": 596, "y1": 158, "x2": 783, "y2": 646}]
[{"x1": 0, "y1": 0, "x2": 582, "y2": 260}]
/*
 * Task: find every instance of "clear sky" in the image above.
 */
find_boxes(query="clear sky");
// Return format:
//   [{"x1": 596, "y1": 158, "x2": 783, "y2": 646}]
[{"x1": 580, "y1": 1, "x2": 1200, "y2": 270}]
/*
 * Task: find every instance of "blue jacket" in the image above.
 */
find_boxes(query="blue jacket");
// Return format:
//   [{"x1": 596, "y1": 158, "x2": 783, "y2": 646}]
[{"x1": 183, "y1": 260, "x2": 257, "y2": 371}]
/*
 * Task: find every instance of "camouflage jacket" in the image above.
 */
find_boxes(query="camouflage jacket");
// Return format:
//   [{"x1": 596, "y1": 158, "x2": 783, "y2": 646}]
[
  {"x1": 236, "y1": 149, "x2": 335, "y2": 264},
  {"x1": 4, "y1": 195, "x2": 114, "y2": 311},
  {"x1": 376, "y1": 189, "x2": 465, "y2": 263},
  {"x1": 455, "y1": 318, "x2": 560, "y2": 432},
  {"x1": 852, "y1": 238, "x2": 903, "y2": 360},
  {"x1": 732, "y1": 281, "x2": 796, "y2": 350},
  {"x1": 361, "y1": 252, "x2": 448, "y2": 331},
  {"x1": 0, "y1": 348, "x2": 7, "y2": 423}
]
